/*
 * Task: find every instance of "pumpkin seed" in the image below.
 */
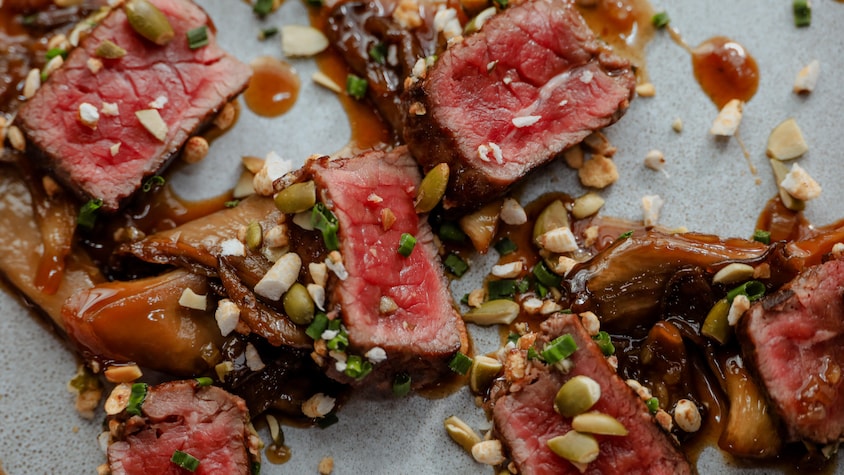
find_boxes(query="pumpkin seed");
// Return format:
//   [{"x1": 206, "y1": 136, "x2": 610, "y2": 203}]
[
  {"x1": 571, "y1": 411, "x2": 628, "y2": 436},
  {"x1": 245, "y1": 221, "x2": 263, "y2": 250},
  {"x1": 283, "y1": 282, "x2": 315, "y2": 325},
  {"x1": 555, "y1": 375, "x2": 601, "y2": 417},
  {"x1": 124, "y1": 0, "x2": 175, "y2": 46},
  {"x1": 274, "y1": 181, "x2": 316, "y2": 214},
  {"x1": 95, "y1": 40, "x2": 127, "y2": 59},
  {"x1": 547, "y1": 431, "x2": 600, "y2": 464},
  {"x1": 415, "y1": 163, "x2": 449, "y2": 213}
]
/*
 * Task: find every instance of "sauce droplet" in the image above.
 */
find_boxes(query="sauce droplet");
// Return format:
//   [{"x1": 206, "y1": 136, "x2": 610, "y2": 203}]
[
  {"x1": 265, "y1": 444, "x2": 292, "y2": 465},
  {"x1": 691, "y1": 36, "x2": 759, "y2": 109},
  {"x1": 243, "y1": 56, "x2": 300, "y2": 117}
]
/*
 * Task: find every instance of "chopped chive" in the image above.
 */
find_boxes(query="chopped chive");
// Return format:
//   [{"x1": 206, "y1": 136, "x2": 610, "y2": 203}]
[
  {"x1": 651, "y1": 11, "x2": 670, "y2": 29},
  {"x1": 541, "y1": 334, "x2": 577, "y2": 365},
  {"x1": 726, "y1": 280, "x2": 765, "y2": 302},
  {"x1": 397, "y1": 233, "x2": 416, "y2": 257},
  {"x1": 535, "y1": 281, "x2": 548, "y2": 299},
  {"x1": 752, "y1": 229, "x2": 771, "y2": 245},
  {"x1": 251, "y1": 461, "x2": 262, "y2": 475},
  {"x1": 646, "y1": 397, "x2": 660, "y2": 414},
  {"x1": 317, "y1": 412, "x2": 339, "y2": 428},
  {"x1": 493, "y1": 237, "x2": 518, "y2": 255},
  {"x1": 186, "y1": 26, "x2": 209, "y2": 49},
  {"x1": 368, "y1": 42, "x2": 387, "y2": 65},
  {"x1": 532, "y1": 261, "x2": 561, "y2": 288},
  {"x1": 448, "y1": 352, "x2": 472, "y2": 375},
  {"x1": 45, "y1": 47, "x2": 68, "y2": 60},
  {"x1": 487, "y1": 279, "x2": 517, "y2": 300},
  {"x1": 438, "y1": 222, "x2": 466, "y2": 242},
  {"x1": 515, "y1": 279, "x2": 530, "y2": 294},
  {"x1": 311, "y1": 203, "x2": 340, "y2": 251},
  {"x1": 345, "y1": 74, "x2": 368, "y2": 100},
  {"x1": 592, "y1": 331, "x2": 615, "y2": 356},
  {"x1": 793, "y1": 0, "x2": 811, "y2": 27},
  {"x1": 258, "y1": 26, "x2": 278, "y2": 40},
  {"x1": 618, "y1": 230, "x2": 634, "y2": 240},
  {"x1": 171, "y1": 450, "x2": 200, "y2": 472},
  {"x1": 194, "y1": 377, "x2": 213, "y2": 387},
  {"x1": 444, "y1": 253, "x2": 468, "y2": 277},
  {"x1": 344, "y1": 355, "x2": 372, "y2": 379},
  {"x1": 507, "y1": 333, "x2": 520, "y2": 346},
  {"x1": 126, "y1": 382, "x2": 149, "y2": 416},
  {"x1": 526, "y1": 347, "x2": 541, "y2": 361},
  {"x1": 77, "y1": 198, "x2": 103, "y2": 230},
  {"x1": 326, "y1": 327, "x2": 349, "y2": 351},
  {"x1": 142, "y1": 175, "x2": 165, "y2": 192},
  {"x1": 492, "y1": 0, "x2": 508, "y2": 8},
  {"x1": 306, "y1": 312, "x2": 329, "y2": 340},
  {"x1": 253, "y1": 0, "x2": 273, "y2": 16},
  {"x1": 22, "y1": 14, "x2": 36, "y2": 26},
  {"x1": 224, "y1": 200, "x2": 240, "y2": 208},
  {"x1": 392, "y1": 373, "x2": 411, "y2": 397}
]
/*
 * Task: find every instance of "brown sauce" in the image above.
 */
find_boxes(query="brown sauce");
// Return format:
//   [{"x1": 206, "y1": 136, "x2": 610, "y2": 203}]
[
  {"x1": 575, "y1": 0, "x2": 656, "y2": 81},
  {"x1": 265, "y1": 444, "x2": 293, "y2": 465},
  {"x1": 243, "y1": 56, "x2": 301, "y2": 117},
  {"x1": 691, "y1": 36, "x2": 759, "y2": 108}
]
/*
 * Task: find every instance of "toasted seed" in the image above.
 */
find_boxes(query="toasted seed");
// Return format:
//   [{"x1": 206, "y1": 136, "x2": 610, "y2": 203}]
[
  {"x1": 241, "y1": 155, "x2": 265, "y2": 174},
  {"x1": 766, "y1": 118, "x2": 808, "y2": 160},
  {"x1": 469, "y1": 355, "x2": 503, "y2": 393},
  {"x1": 23, "y1": 68, "x2": 41, "y2": 99},
  {"x1": 104, "y1": 383, "x2": 132, "y2": 415},
  {"x1": 563, "y1": 145, "x2": 584, "y2": 169},
  {"x1": 571, "y1": 192, "x2": 605, "y2": 219},
  {"x1": 283, "y1": 282, "x2": 315, "y2": 325},
  {"x1": 572, "y1": 411, "x2": 628, "y2": 436},
  {"x1": 710, "y1": 99, "x2": 743, "y2": 136},
  {"x1": 312, "y1": 71, "x2": 342, "y2": 94},
  {"x1": 463, "y1": 299, "x2": 520, "y2": 326},
  {"x1": 182, "y1": 136, "x2": 209, "y2": 164},
  {"x1": 635, "y1": 82, "x2": 656, "y2": 97},
  {"x1": 124, "y1": 0, "x2": 175, "y2": 46},
  {"x1": 536, "y1": 226, "x2": 578, "y2": 253},
  {"x1": 673, "y1": 399, "x2": 702, "y2": 433},
  {"x1": 281, "y1": 25, "x2": 330, "y2": 57},
  {"x1": 769, "y1": 159, "x2": 805, "y2": 211},
  {"x1": 472, "y1": 440, "x2": 506, "y2": 466},
  {"x1": 712, "y1": 263, "x2": 754, "y2": 284},
  {"x1": 104, "y1": 364, "x2": 143, "y2": 384},
  {"x1": 274, "y1": 181, "x2": 316, "y2": 214},
  {"x1": 547, "y1": 431, "x2": 600, "y2": 464},
  {"x1": 245, "y1": 221, "x2": 263, "y2": 250},
  {"x1": 444, "y1": 415, "x2": 482, "y2": 453},
  {"x1": 533, "y1": 199, "x2": 569, "y2": 242},
  {"x1": 555, "y1": 375, "x2": 601, "y2": 417},
  {"x1": 95, "y1": 40, "x2": 127, "y2": 59},
  {"x1": 7, "y1": 125, "x2": 25, "y2": 151},
  {"x1": 415, "y1": 163, "x2": 449, "y2": 213},
  {"x1": 214, "y1": 102, "x2": 237, "y2": 130},
  {"x1": 463, "y1": 6, "x2": 496, "y2": 34}
]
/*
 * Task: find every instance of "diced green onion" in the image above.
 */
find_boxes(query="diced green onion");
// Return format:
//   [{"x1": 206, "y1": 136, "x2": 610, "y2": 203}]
[
  {"x1": 186, "y1": 26, "x2": 208, "y2": 49},
  {"x1": 726, "y1": 280, "x2": 765, "y2": 302},
  {"x1": 492, "y1": 0, "x2": 507, "y2": 8},
  {"x1": 126, "y1": 382, "x2": 149, "y2": 416},
  {"x1": 258, "y1": 26, "x2": 278, "y2": 40},
  {"x1": 317, "y1": 412, "x2": 338, "y2": 428},
  {"x1": 311, "y1": 203, "x2": 340, "y2": 251},
  {"x1": 444, "y1": 253, "x2": 468, "y2": 277},
  {"x1": 45, "y1": 47, "x2": 68, "y2": 60},
  {"x1": 306, "y1": 312, "x2": 329, "y2": 340},
  {"x1": 326, "y1": 327, "x2": 349, "y2": 351},
  {"x1": 253, "y1": 0, "x2": 273, "y2": 16},
  {"x1": 171, "y1": 450, "x2": 200, "y2": 472},
  {"x1": 541, "y1": 334, "x2": 577, "y2": 365},
  {"x1": 344, "y1": 355, "x2": 373, "y2": 379},
  {"x1": 345, "y1": 74, "x2": 368, "y2": 100},
  {"x1": 438, "y1": 222, "x2": 466, "y2": 242},
  {"x1": 397, "y1": 233, "x2": 416, "y2": 257},
  {"x1": 507, "y1": 333, "x2": 520, "y2": 346},
  {"x1": 618, "y1": 230, "x2": 634, "y2": 240},
  {"x1": 142, "y1": 175, "x2": 165, "y2": 192},
  {"x1": 194, "y1": 377, "x2": 213, "y2": 387},
  {"x1": 701, "y1": 298, "x2": 731, "y2": 345},
  {"x1": 526, "y1": 347, "x2": 541, "y2": 361},
  {"x1": 592, "y1": 331, "x2": 615, "y2": 356},
  {"x1": 368, "y1": 42, "x2": 387, "y2": 64},
  {"x1": 651, "y1": 11, "x2": 670, "y2": 29},
  {"x1": 752, "y1": 229, "x2": 771, "y2": 245},
  {"x1": 22, "y1": 14, "x2": 36, "y2": 25},
  {"x1": 533, "y1": 261, "x2": 561, "y2": 288},
  {"x1": 646, "y1": 397, "x2": 659, "y2": 414},
  {"x1": 516, "y1": 279, "x2": 530, "y2": 294},
  {"x1": 535, "y1": 281, "x2": 548, "y2": 299},
  {"x1": 448, "y1": 352, "x2": 473, "y2": 375},
  {"x1": 224, "y1": 199, "x2": 240, "y2": 208},
  {"x1": 487, "y1": 279, "x2": 516, "y2": 300},
  {"x1": 77, "y1": 199, "x2": 103, "y2": 230},
  {"x1": 392, "y1": 373, "x2": 411, "y2": 397},
  {"x1": 494, "y1": 237, "x2": 518, "y2": 256},
  {"x1": 793, "y1": 0, "x2": 811, "y2": 27},
  {"x1": 251, "y1": 461, "x2": 262, "y2": 475}
]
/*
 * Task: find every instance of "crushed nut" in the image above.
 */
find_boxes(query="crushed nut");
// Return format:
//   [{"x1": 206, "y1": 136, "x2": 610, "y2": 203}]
[
  {"x1": 642, "y1": 195, "x2": 665, "y2": 227},
  {"x1": 727, "y1": 294, "x2": 750, "y2": 326},
  {"x1": 673, "y1": 399, "x2": 702, "y2": 432},
  {"x1": 563, "y1": 146, "x2": 584, "y2": 169},
  {"x1": 318, "y1": 457, "x2": 334, "y2": 475},
  {"x1": 709, "y1": 99, "x2": 743, "y2": 136},
  {"x1": 182, "y1": 136, "x2": 209, "y2": 164},
  {"x1": 215, "y1": 299, "x2": 240, "y2": 337},
  {"x1": 472, "y1": 440, "x2": 506, "y2": 466},
  {"x1": 635, "y1": 82, "x2": 656, "y2": 97},
  {"x1": 579, "y1": 311, "x2": 600, "y2": 336},
  {"x1": 793, "y1": 59, "x2": 820, "y2": 94},
  {"x1": 578, "y1": 155, "x2": 618, "y2": 188},
  {"x1": 135, "y1": 109, "x2": 167, "y2": 141},
  {"x1": 213, "y1": 102, "x2": 236, "y2": 130},
  {"x1": 104, "y1": 364, "x2": 143, "y2": 383},
  {"x1": 644, "y1": 149, "x2": 666, "y2": 171},
  {"x1": 8, "y1": 125, "x2": 25, "y2": 151},
  {"x1": 312, "y1": 71, "x2": 342, "y2": 93},
  {"x1": 23, "y1": 68, "x2": 41, "y2": 99},
  {"x1": 302, "y1": 393, "x2": 336, "y2": 418},
  {"x1": 671, "y1": 117, "x2": 684, "y2": 133},
  {"x1": 500, "y1": 198, "x2": 527, "y2": 225},
  {"x1": 780, "y1": 162, "x2": 821, "y2": 201},
  {"x1": 467, "y1": 288, "x2": 485, "y2": 308},
  {"x1": 491, "y1": 261, "x2": 523, "y2": 278}
]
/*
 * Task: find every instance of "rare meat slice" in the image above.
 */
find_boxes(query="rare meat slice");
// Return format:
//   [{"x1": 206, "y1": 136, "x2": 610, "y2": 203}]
[
  {"x1": 107, "y1": 380, "x2": 259, "y2": 475},
  {"x1": 491, "y1": 313, "x2": 691, "y2": 474},
  {"x1": 303, "y1": 147, "x2": 468, "y2": 393},
  {"x1": 404, "y1": 0, "x2": 635, "y2": 210},
  {"x1": 16, "y1": 0, "x2": 250, "y2": 210},
  {"x1": 738, "y1": 258, "x2": 844, "y2": 444}
]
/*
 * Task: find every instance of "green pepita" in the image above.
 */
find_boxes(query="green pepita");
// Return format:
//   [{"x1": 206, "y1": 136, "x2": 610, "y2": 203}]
[
  {"x1": 245, "y1": 221, "x2": 263, "y2": 250},
  {"x1": 95, "y1": 40, "x2": 127, "y2": 59},
  {"x1": 283, "y1": 283, "x2": 315, "y2": 325},
  {"x1": 571, "y1": 411, "x2": 628, "y2": 436},
  {"x1": 554, "y1": 375, "x2": 601, "y2": 417},
  {"x1": 547, "y1": 431, "x2": 600, "y2": 464},
  {"x1": 274, "y1": 181, "x2": 316, "y2": 214},
  {"x1": 124, "y1": 0, "x2": 175, "y2": 46},
  {"x1": 415, "y1": 163, "x2": 449, "y2": 213}
]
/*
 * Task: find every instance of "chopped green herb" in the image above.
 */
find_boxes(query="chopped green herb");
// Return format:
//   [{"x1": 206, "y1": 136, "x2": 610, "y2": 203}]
[
  {"x1": 793, "y1": 0, "x2": 811, "y2": 27},
  {"x1": 126, "y1": 382, "x2": 149, "y2": 416},
  {"x1": 171, "y1": 450, "x2": 200, "y2": 472},
  {"x1": 646, "y1": 397, "x2": 660, "y2": 414},
  {"x1": 253, "y1": 0, "x2": 273, "y2": 16},
  {"x1": 142, "y1": 175, "x2": 165, "y2": 192},
  {"x1": 448, "y1": 352, "x2": 473, "y2": 375},
  {"x1": 22, "y1": 14, "x2": 36, "y2": 26},
  {"x1": 541, "y1": 334, "x2": 577, "y2": 365},
  {"x1": 492, "y1": 0, "x2": 508, "y2": 8},
  {"x1": 224, "y1": 200, "x2": 240, "y2": 208},
  {"x1": 618, "y1": 230, "x2": 634, "y2": 240},
  {"x1": 515, "y1": 279, "x2": 530, "y2": 294},
  {"x1": 535, "y1": 281, "x2": 548, "y2": 299},
  {"x1": 258, "y1": 26, "x2": 278, "y2": 40},
  {"x1": 592, "y1": 331, "x2": 615, "y2": 356},
  {"x1": 726, "y1": 280, "x2": 765, "y2": 302},
  {"x1": 344, "y1": 355, "x2": 373, "y2": 379},
  {"x1": 45, "y1": 47, "x2": 68, "y2": 60},
  {"x1": 326, "y1": 327, "x2": 349, "y2": 351},
  {"x1": 317, "y1": 412, "x2": 339, "y2": 428},
  {"x1": 507, "y1": 333, "x2": 520, "y2": 346},
  {"x1": 194, "y1": 377, "x2": 213, "y2": 387},
  {"x1": 306, "y1": 312, "x2": 329, "y2": 340},
  {"x1": 392, "y1": 373, "x2": 411, "y2": 397},
  {"x1": 438, "y1": 222, "x2": 467, "y2": 242},
  {"x1": 651, "y1": 11, "x2": 670, "y2": 29},
  {"x1": 752, "y1": 229, "x2": 771, "y2": 245},
  {"x1": 493, "y1": 237, "x2": 518, "y2": 255},
  {"x1": 488, "y1": 279, "x2": 517, "y2": 300},
  {"x1": 397, "y1": 233, "x2": 416, "y2": 257},
  {"x1": 77, "y1": 199, "x2": 103, "y2": 230},
  {"x1": 251, "y1": 461, "x2": 262, "y2": 475},
  {"x1": 311, "y1": 203, "x2": 340, "y2": 250},
  {"x1": 40, "y1": 70, "x2": 48, "y2": 82},
  {"x1": 532, "y1": 261, "x2": 561, "y2": 288},
  {"x1": 346, "y1": 74, "x2": 368, "y2": 100},
  {"x1": 186, "y1": 25, "x2": 209, "y2": 49},
  {"x1": 368, "y1": 42, "x2": 387, "y2": 64},
  {"x1": 444, "y1": 253, "x2": 468, "y2": 277},
  {"x1": 526, "y1": 347, "x2": 541, "y2": 361}
]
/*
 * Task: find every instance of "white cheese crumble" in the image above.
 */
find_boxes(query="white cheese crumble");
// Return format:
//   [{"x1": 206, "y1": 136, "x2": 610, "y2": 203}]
[
  {"x1": 215, "y1": 299, "x2": 240, "y2": 337},
  {"x1": 642, "y1": 194, "x2": 665, "y2": 227},
  {"x1": 244, "y1": 343, "x2": 266, "y2": 371},
  {"x1": 220, "y1": 238, "x2": 246, "y2": 257},
  {"x1": 178, "y1": 288, "x2": 206, "y2": 311},
  {"x1": 254, "y1": 252, "x2": 301, "y2": 300},
  {"x1": 78, "y1": 102, "x2": 100, "y2": 129},
  {"x1": 364, "y1": 347, "x2": 388, "y2": 364},
  {"x1": 780, "y1": 163, "x2": 822, "y2": 201},
  {"x1": 148, "y1": 95, "x2": 168, "y2": 109},
  {"x1": 512, "y1": 115, "x2": 541, "y2": 128}
]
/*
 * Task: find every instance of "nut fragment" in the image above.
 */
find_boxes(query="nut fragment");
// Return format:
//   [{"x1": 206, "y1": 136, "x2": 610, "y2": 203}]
[
  {"x1": 490, "y1": 261, "x2": 523, "y2": 278},
  {"x1": 635, "y1": 82, "x2": 656, "y2": 97},
  {"x1": 301, "y1": 393, "x2": 336, "y2": 418},
  {"x1": 178, "y1": 287, "x2": 207, "y2": 310},
  {"x1": 793, "y1": 59, "x2": 820, "y2": 94},
  {"x1": 709, "y1": 99, "x2": 743, "y2": 136},
  {"x1": 23, "y1": 68, "x2": 41, "y2": 99},
  {"x1": 555, "y1": 375, "x2": 601, "y2": 417},
  {"x1": 135, "y1": 109, "x2": 168, "y2": 141},
  {"x1": 537, "y1": 226, "x2": 578, "y2": 253},
  {"x1": 312, "y1": 71, "x2": 342, "y2": 93},
  {"x1": 444, "y1": 415, "x2": 482, "y2": 453},
  {"x1": 104, "y1": 383, "x2": 132, "y2": 415},
  {"x1": 642, "y1": 195, "x2": 664, "y2": 228},
  {"x1": 104, "y1": 364, "x2": 143, "y2": 383},
  {"x1": 644, "y1": 149, "x2": 666, "y2": 171},
  {"x1": 500, "y1": 198, "x2": 527, "y2": 225},
  {"x1": 213, "y1": 102, "x2": 236, "y2": 130},
  {"x1": 673, "y1": 399, "x2": 702, "y2": 433},
  {"x1": 182, "y1": 136, "x2": 209, "y2": 164},
  {"x1": 472, "y1": 440, "x2": 506, "y2": 466},
  {"x1": 780, "y1": 162, "x2": 821, "y2": 201},
  {"x1": 463, "y1": 299, "x2": 520, "y2": 326},
  {"x1": 281, "y1": 25, "x2": 329, "y2": 57},
  {"x1": 727, "y1": 294, "x2": 750, "y2": 327},
  {"x1": 578, "y1": 155, "x2": 618, "y2": 189},
  {"x1": 7, "y1": 125, "x2": 25, "y2": 151},
  {"x1": 766, "y1": 118, "x2": 808, "y2": 160},
  {"x1": 712, "y1": 263, "x2": 754, "y2": 284},
  {"x1": 571, "y1": 192, "x2": 604, "y2": 219}
]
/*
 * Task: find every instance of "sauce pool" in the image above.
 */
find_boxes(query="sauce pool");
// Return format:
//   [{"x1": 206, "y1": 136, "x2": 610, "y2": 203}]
[
  {"x1": 691, "y1": 36, "x2": 759, "y2": 108},
  {"x1": 243, "y1": 56, "x2": 301, "y2": 117}
]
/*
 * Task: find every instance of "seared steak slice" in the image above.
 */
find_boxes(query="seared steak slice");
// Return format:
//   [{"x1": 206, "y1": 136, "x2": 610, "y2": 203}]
[
  {"x1": 404, "y1": 0, "x2": 635, "y2": 210},
  {"x1": 16, "y1": 0, "x2": 250, "y2": 210},
  {"x1": 491, "y1": 313, "x2": 691, "y2": 474},
  {"x1": 107, "y1": 380, "x2": 259, "y2": 475},
  {"x1": 739, "y1": 259, "x2": 844, "y2": 444},
  {"x1": 304, "y1": 147, "x2": 468, "y2": 393}
]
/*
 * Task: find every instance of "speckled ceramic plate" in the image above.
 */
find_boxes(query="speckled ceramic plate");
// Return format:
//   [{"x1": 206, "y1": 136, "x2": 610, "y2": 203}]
[{"x1": 2, "y1": 0, "x2": 844, "y2": 473}]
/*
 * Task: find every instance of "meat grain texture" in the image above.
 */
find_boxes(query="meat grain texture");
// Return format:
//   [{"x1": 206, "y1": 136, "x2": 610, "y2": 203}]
[
  {"x1": 491, "y1": 313, "x2": 691, "y2": 474},
  {"x1": 16, "y1": 0, "x2": 250, "y2": 210},
  {"x1": 739, "y1": 258, "x2": 844, "y2": 444},
  {"x1": 404, "y1": 0, "x2": 635, "y2": 210}
]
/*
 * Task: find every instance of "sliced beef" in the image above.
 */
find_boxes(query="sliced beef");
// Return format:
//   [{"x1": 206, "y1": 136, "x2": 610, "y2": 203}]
[
  {"x1": 738, "y1": 258, "x2": 844, "y2": 444},
  {"x1": 16, "y1": 0, "x2": 250, "y2": 210},
  {"x1": 404, "y1": 0, "x2": 635, "y2": 210},
  {"x1": 491, "y1": 313, "x2": 691, "y2": 474},
  {"x1": 107, "y1": 380, "x2": 258, "y2": 475},
  {"x1": 303, "y1": 147, "x2": 468, "y2": 393}
]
